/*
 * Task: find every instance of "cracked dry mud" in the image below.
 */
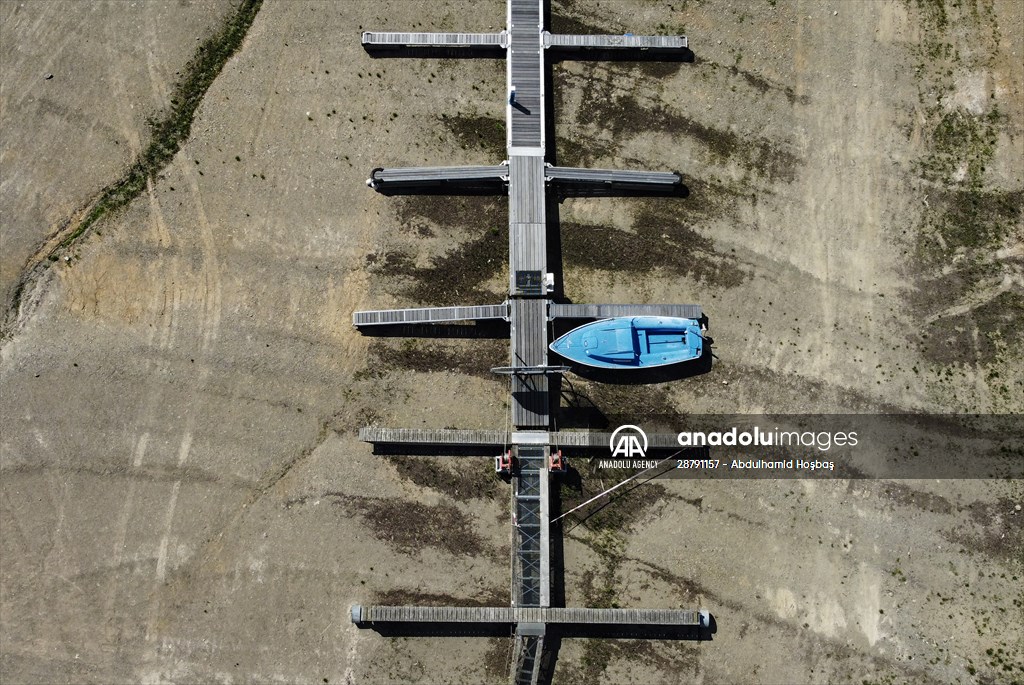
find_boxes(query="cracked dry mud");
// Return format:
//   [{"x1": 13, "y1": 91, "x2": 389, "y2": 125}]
[{"x1": 2, "y1": 1, "x2": 1022, "y2": 684}]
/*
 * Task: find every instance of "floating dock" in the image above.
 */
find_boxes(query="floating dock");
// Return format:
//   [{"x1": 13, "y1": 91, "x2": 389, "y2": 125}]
[
  {"x1": 352, "y1": 2, "x2": 704, "y2": 682},
  {"x1": 542, "y1": 31, "x2": 687, "y2": 50},
  {"x1": 362, "y1": 31, "x2": 508, "y2": 49},
  {"x1": 358, "y1": 426, "x2": 688, "y2": 451},
  {"x1": 352, "y1": 304, "x2": 509, "y2": 327},
  {"x1": 352, "y1": 605, "x2": 701, "y2": 626}
]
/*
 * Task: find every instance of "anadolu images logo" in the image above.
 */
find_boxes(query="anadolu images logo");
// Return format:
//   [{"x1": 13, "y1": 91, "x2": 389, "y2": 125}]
[{"x1": 610, "y1": 425, "x2": 648, "y2": 458}]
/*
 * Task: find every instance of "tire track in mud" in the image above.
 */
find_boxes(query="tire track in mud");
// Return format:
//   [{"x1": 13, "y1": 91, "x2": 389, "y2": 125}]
[
  {"x1": 102, "y1": 177, "x2": 182, "y2": 643},
  {"x1": 142, "y1": 159, "x2": 223, "y2": 647},
  {"x1": 93, "y1": 3, "x2": 237, "y2": 647},
  {"x1": 101, "y1": 47, "x2": 182, "y2": 639}
]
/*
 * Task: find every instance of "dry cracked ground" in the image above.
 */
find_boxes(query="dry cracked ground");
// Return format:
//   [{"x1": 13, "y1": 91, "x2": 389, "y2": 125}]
[{"x1": 1, "y1": 0, "x2": 1022, "y2": 683}]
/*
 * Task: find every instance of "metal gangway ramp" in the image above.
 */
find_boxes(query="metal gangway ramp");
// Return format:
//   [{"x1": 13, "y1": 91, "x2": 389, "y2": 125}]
[
  {"x1": 513, "y1": 445, "x2": 550, "y2": 608},
  {"x1": 511, "y1": 443, "x2": 549, "y2": 684},
  {"x1": 349, "y1": 1, "x2": 707, "y2": 683}
]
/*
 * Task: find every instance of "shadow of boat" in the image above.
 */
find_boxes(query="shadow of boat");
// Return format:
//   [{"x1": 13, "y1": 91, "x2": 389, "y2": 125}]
[{"x1": 551, "y1": 346, "x2": 713, "y2": 385}]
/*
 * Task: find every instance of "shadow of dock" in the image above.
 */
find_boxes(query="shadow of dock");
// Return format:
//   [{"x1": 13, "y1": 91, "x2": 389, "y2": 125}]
[
  {"x1": 363, "y1": 45, "x2": 506, "y2": 60},
  {"x1": 370, "y1": 182, "x2": 507, "y2": 197},
  {"x1": 358, "y1": 321, "x2": 510, "y2": 339},
  {"x1": 364, "y1": 616, "x2": 715, "y2": 641},
  {"x1": 552, "y1": 181, "x2": 689, "y2": 200},
  {"x1": 548, "y1": 47, "x2": 695, "y2": 64}
]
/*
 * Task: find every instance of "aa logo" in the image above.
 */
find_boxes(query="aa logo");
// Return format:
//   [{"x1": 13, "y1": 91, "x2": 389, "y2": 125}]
[{"x1": 610, "y1": 425, "x2": 648, "y2": 458}]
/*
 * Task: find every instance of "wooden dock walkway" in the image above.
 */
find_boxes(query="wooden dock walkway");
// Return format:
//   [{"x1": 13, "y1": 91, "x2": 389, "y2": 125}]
[
  {"x1": 543, "y1": 32, "x2": 687, "y2": 50},
  {"x1": 358, "y1": 426, "x2": 687, "y2": 450},
  {"x1": 352, "y1": 301, "x2": 703, "y2": 326},
  {"x1": 510, "y1": 299, "x2": 549, "y2": 427},
  {"x1": 508, "y1": 0, "x2": 544, "y2": 151},
  {"x1": 509, "y1": 159, "x2": 547, "y2": 275},
  {"x1": 507, "y1": 4, "x2": 551, "y2": 643},
  {"x1": 352, "y1": 605, "x2": 701, "y2": 626},
  {"x1": 546, "y1": 165, "x2": 681, "y2": 189},
  {"x1": 362, "y1": 31, "x2": 507, "y2": 48},
  {"x1": 365, "y1": 163, "x2": 684, "y2": 193},
  {"x1": 353, "y1": 303, "x2": 508, "y2": 327},
  {"x1": 549, "y1": 302, "x2": 703, "y2": 320},
  {"x1": 507, "y1": 1, "x2": 550, "y2": 435},
  {"x1": 366, "y1": 165, "x2": 507, "y2": 190}
]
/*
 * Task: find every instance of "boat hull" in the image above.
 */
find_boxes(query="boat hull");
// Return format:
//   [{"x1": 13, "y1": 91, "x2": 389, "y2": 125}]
[{"x1": 549, "y1": 316, "x2": 703, "y2": 370}]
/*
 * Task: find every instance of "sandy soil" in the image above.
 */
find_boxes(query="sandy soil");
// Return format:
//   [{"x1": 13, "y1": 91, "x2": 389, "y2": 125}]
[
  {"x1": 1, "y1": 0, "x2": 1021, "y2": 683},
  {"x1": 0, "y1": 0, "x2": 237, "y2": 311}
]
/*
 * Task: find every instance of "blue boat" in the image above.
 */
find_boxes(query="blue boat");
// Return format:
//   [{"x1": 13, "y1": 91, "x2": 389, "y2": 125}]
[{"x1": 549, "y1": 316, "x2": 704, "y2": 369}]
